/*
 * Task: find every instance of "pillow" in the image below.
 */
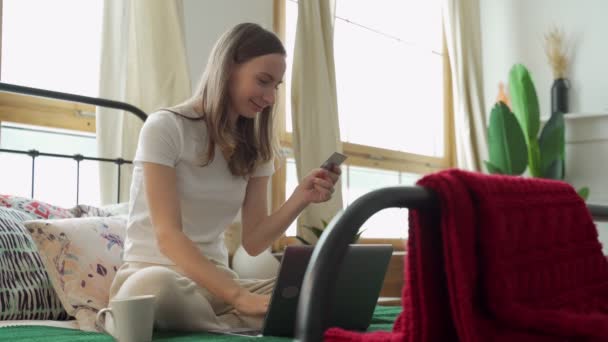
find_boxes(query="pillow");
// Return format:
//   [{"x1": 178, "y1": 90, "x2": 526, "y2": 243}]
[
  {"x1": 0, "y1": 194, "x2": 75, "y2": 219},
  {"x1": 0, "y1": 207, "x2": 69, "y2": 320},
  {"x1": 68, "y1": 204, "x2": 113, "y2": 218},
  {"x1": 68, "y1": 203, "x2": 129, "y2": 218},
  {"x1": 24, "y1": 216, "x2": 126, "y2": 331}
]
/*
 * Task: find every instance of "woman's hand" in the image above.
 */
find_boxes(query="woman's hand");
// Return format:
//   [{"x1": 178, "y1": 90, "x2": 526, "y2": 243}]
[
  {"x1": 231, "y1": 289, "x2": 270, "y2": 316},
  {"x1": 294, "y1": 165, "x2": 342, "y2": 205}
]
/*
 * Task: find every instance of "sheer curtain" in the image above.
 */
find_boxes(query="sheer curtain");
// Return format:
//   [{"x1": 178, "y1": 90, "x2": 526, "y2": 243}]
[
  {"x1": 291, "y1": 0, "x2": 344, "y2": 240},
  {"x1": 442, "y1": 0, "x2": 488, "y2": 171},
  {"x1": 97, "y1": 0, "x2": 191, "y2": 204}
]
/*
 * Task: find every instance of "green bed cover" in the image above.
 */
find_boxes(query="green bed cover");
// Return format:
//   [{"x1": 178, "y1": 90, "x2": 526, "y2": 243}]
[{"x1": 0, "y1": 306, "x2": 400, "y2": 341}]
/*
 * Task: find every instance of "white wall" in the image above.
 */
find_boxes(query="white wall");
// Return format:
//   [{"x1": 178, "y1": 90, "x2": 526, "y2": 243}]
[
  {"x1": 182, "y1": 0, "x2": 274, "y2": 92},
  {"x1": 480, "y1": 0, "x2": 608, "y2": 118}
]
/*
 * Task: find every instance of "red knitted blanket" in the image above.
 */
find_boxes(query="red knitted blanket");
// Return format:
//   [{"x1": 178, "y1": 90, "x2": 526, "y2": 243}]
[{"x1": 325, "y1": 169, "x2": 608, "y2": 341}]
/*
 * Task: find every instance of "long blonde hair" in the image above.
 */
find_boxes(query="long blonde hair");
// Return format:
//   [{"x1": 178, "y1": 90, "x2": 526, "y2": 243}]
[{"x1": 178, "y1": 23, "x2": 285, "y2": 177}]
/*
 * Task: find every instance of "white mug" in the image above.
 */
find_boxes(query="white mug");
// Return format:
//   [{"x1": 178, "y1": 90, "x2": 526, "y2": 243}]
[{"x1": 96, "y1": 295, "x2": 156, "y2": 342}]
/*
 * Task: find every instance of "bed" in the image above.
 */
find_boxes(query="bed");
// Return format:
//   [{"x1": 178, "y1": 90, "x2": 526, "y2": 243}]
[{"x1": 0, "y1": 306, "x2": 402, "y2": 341}]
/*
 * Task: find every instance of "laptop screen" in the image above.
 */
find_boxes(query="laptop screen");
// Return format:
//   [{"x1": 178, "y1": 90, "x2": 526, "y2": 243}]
[{"x1": 262, "y1": 244, "x2": 393, "y2": 337}]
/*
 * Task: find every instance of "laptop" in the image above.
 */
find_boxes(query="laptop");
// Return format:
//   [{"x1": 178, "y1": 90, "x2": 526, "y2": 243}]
[{"x1": 211, "y1": 244, "x2": 393, "y2": 337}]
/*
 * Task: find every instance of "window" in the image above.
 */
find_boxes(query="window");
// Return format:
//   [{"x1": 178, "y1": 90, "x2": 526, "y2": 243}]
[
  {"x1": 1, "y1": 0, "x2": 103, "y2": 96},
  {"x1": 284, "y1": 158, "x2": 421, "y2": 238},
  {"x1": 0, "y1": 123, "x2": 98, "y2": 207},
  {"x1": 277, "y1": 0, "x2": 449, "y2": 240},
  {"x1": 0, "y1": 0, "x2": 103, "y2": 206}
]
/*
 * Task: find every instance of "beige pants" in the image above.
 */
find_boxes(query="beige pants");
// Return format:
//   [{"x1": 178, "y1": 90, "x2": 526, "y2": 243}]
[{"x1": 108, "y1": 260, "x2": 275, "y2": 332}]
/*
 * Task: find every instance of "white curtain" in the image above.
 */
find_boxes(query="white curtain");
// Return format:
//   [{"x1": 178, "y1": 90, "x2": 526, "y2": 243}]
[
  {"x1": 442, "y1": 0, "x2": 488, "y2": 171},
  {"x1": 97, "y1": 0, "x2": 191, "y2": 204},
  {"x1": 291, "y1": 0, "x2": 344, "y2": 241}
]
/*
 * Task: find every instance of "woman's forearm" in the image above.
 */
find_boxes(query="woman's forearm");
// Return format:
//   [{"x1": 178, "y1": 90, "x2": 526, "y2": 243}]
[
  {"x1": 242, "y1": 192, "x2": 308, "y2": 256},
  {"x1": 158, "y1": 230, "x2": 243, "y2": 304}
]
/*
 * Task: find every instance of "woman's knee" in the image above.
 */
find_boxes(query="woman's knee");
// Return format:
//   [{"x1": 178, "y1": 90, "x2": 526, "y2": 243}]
[{"x1": 114, "y1": 266, "x2": 178, "y2": 300}]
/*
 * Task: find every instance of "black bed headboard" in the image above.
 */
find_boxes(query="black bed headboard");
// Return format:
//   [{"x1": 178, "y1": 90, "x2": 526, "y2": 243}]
[{"x1": 0, "y1": 82, "x2": 147, "y2": 204}]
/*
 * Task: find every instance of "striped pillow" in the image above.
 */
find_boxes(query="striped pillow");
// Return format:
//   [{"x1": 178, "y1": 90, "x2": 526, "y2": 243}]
[{"x1": 0, "y1": 207, "x2": 69, "y2": 320}]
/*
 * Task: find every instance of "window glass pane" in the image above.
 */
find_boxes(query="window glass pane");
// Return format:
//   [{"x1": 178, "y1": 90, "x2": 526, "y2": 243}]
[
  {"x1": 78, "y1": 160, "x2": 103, "y2": 207},
  {"x1": 33, "y1": 157, "x2": 78, "y2": 208},
  {"x1": 346, "y1": 166, "x2": 403, "y2": 238},
  {"x1": 0, "y1": 123, "x2": 100, "y2": 206},
  {"x1": 1, "y1": 0, "x2": 103, "y2": 96},
  {"x1": 400, "y1": 171, "x2": 422, "y2": 186},
  {"x1": 0, "y1": 124, "x2": 97, "y2": 156},
  {"x1": 284, "y1": 1, "x2": 444, "y2": 157},
  {"x1": 345, "y1": 166, "x2": 400, "y2": 204},
  {"x1": 335, "y1": 0, "x2": 442, "y2": 53},
  {"x1": 0, "y1": 153, "x2": 32, "y2": 198},
  {"x1": 284, "y1": 0, "x2": 298, "y2": 133},
  {"x1": 285, "y1": 158, "x2": 299, "y2": 236},
  {"x1": 333, "y1": 17, "x2": 443, "y2": 157}
]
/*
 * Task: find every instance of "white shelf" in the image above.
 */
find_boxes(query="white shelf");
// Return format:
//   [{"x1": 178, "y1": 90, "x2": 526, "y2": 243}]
[{"x1": 564, "y1": 112, "x2": 608, "y2": 120}]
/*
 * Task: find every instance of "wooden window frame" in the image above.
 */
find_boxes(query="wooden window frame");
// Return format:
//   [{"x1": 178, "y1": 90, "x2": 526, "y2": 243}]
[
  {"x1": 0, "y1": 92, "x2": 96, "y2": 132},
  {"x1": 271, "y1": 0, "x2": 455, "y2": 252}
]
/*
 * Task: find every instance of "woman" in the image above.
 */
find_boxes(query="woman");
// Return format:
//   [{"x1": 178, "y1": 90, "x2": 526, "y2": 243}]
[{"x1": 108, "y1": 23, "x2": 341, "y2": 332}]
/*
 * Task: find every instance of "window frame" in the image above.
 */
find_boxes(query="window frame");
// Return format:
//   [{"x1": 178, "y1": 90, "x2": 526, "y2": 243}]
[
  {"x1": 271, "y1": 0, "x2": 454, "y2": 251},
  {"x1": 0, "y1": 92, "x2": 96, "y2": 132}
]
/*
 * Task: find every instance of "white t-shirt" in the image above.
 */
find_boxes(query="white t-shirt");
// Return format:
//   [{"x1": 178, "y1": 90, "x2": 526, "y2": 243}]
[{"x1": 123, "y1": 107, "x2": 274, "y2": 266}]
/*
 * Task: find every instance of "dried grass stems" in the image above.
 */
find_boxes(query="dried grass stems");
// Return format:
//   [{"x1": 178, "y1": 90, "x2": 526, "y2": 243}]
[{"x1": 544, "y1": 27, "x2": 569, "y2": 79}]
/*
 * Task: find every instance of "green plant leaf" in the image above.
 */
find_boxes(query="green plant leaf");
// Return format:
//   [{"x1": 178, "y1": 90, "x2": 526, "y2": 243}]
[
  {"x1": 509, "y1": 64, "x2": 541, "y2": 143},
  {"x1": 577, "y1": 187, "x2": 590, "y2": 201},
  {"x1": 484, "y1": 161, "x2": 505, "y2": 174},
  {"x1": 295, "y1": 236, "x2": 311, "y2": 245},
  {"x1": 528, "y1": 138, "x2": 542, "y2": 177},
  {"x1": 487, "y1": 102, "x2": 528, "y2": 175},
  {"x1": 539, "y1": 112, "x2": 565, "y2": 179},
  {"x1": 353, "y1": 228, "x2": 367, "y2": 243},
  {"x1": 542, "y1": 159, "x2": 564, "y2": 180},
  {"x1": 302, "y1": 225, "x2": 325, "y2": 238}
]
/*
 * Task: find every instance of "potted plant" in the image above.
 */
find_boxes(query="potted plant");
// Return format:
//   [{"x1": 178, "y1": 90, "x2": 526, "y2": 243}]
[
  {"x1": 485, "y1": 64, "x2": 589, "y2": 199},
  {"x1": 295, "y1": 218, "x2": 366, "y2": 245}
]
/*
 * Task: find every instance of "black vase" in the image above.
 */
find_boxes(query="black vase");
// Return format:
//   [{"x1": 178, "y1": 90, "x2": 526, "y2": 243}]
[{"x1": 551, "y1": 78, "x2": 570, "y2": 116}]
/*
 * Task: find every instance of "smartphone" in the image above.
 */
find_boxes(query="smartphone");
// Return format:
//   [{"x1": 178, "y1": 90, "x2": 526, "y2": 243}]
[{"x1": 320, "y1": 152, "x2": 347, "y2": 171}]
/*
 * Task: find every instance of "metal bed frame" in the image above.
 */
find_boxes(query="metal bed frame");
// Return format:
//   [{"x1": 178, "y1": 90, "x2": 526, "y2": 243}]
[
  {"x1": 0, "y1": 82, "x2": 147, "y2": 204},
  {"x1": 3, "y1": 82, "x2": 608, "y2": 341}
]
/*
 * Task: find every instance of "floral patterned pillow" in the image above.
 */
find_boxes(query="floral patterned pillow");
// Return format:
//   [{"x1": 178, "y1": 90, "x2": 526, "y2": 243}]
[
  {"x1": 0, "y1": 194, "x2": 75, "y2": 219},
  {"x1": 23, "y1": 216, "x2": 126, "y2": 331}
]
